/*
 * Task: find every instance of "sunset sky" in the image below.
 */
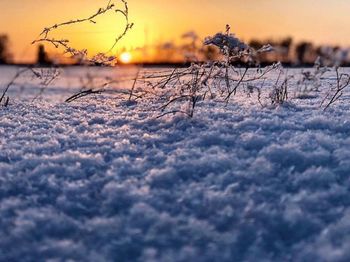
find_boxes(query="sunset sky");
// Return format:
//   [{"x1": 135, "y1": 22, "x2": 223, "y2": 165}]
[{"x1": 0, "y1": 0, "x2": 350, "y2": 63}]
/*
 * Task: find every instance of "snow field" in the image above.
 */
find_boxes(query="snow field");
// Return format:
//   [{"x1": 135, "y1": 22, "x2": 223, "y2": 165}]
[{"x1": 1, "y1": 67, "x2": 350, "y2": 261}]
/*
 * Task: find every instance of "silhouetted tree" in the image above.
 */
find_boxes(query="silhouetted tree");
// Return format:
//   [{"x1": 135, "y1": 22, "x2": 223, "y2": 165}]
[
  {"x1": 280, "y1": 37, "x2": 293, "y2": 49},
  {"x1": 249, "y1": 39, "x2": 263, "y2": 50},
  {"x1": 280, "y1": 37, "x2": 293, "y2": 63},
  {"x1": 37, "y1": 45, "x2": 52, "y2": 65},
  {"x1": 0, "y1": 34, "x2": 12, "y2": 64},
  {"x1": 202, "y1": 45, "x2": 220, "y2": 61},
  {"x1": 295, "y1": 42, "x2": 313, "y2": 65}
]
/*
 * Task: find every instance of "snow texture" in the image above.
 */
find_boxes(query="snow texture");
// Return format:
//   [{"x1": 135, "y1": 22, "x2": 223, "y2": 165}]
[{"x1": 1, "y1": 66, "x2": 350, "y2": 262}]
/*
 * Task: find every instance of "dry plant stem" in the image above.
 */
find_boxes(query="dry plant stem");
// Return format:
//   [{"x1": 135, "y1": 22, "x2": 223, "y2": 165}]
[
  {"x1": 107, "y1": 0, "x2": 133, "y2": 53},
  {"x1": 36, "y1": 1, "x2": 115, "y2": 39},
  {"x1": 32, "y1": 0, "x2": 133, "y2": 63},
  {"x1": 323, "y1": 67, "x2": 350, "y2": 110},
  {"x1": 32, "y1": 68, "x2": 60, "y2": 102},
  {"x1": 225, "y1": 66, "x2": 230, "y2": 94},
  {"x1": 159, "y1": 68, "x2": 177, "y2": 89},
  {"x1": 65, "y1": 79, "x2": 147, "y2": 104},
  {"x1": 27, "y1": 0, "x2": 133, "y2": 105},
  {"x1": 159, "y1": 95, "x2": 193, "y2": 111},
  {"x1": 150, "y1": 68, "x2": 177, "y2": 89},
  {"x1": 225, "y1": 67, "x2": 248, "y2": 102},
  {"x1": 140, "y1": 68, "x2": 191, "y2": 81},
  {"x1": 213, "y1": 63, "x2": 278, "y2": 84},
  {"x1": 258, "y1": 79, "x2": 265, "y2": 107},
  {"x1": 281, "y1": 79, "x2": 289, "y2": 101},
  {"x1": 4, "y1": 97, "x2": 9, "y2": 107},
  {"x1": 270, "y1": 77, "x2": 289, "y2": 105},
  {"x1": 155, "y1": 62, "x2": 273, "y2": 118},
  {"x1": 0, "y1": 68, "x2": 32, "y2": 106},
  {"x1": 203, "y1": 64, "x2": 216, "y2": 98},
  {"x1": 65, "y1": 89, "x2": 105, "y2": 103},
  {"x1": 129, "y1": 69, "x2": 140, "y2": 101},
  {"x1": 112, "y1": 89, "x2": 147, "y2": 100}
]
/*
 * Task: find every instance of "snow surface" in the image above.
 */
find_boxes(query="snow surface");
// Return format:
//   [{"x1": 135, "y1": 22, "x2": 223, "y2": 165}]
[{"x1": 1, "y1": 66, "x2": 350, "y2": 261}]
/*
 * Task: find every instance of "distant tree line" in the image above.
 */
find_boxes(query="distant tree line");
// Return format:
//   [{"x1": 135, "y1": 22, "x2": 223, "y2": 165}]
[
  {"x1": 0, "y1": 32, "x2": 349, "y2": 67},
  {"x1": 248, "y1": 37, "x2": 349, "y2": 66},
  {"x1": 147, "y1": 34, "x2": 350, "y2": 67}
]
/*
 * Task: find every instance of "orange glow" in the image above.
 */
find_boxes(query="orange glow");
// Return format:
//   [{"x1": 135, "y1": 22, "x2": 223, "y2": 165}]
[
  {"x1": 119, "y1": 52, "x2": 132, "y2": 64},
  {"x1": 1, "y1": 0, "x2": 350, "y2": 63}
]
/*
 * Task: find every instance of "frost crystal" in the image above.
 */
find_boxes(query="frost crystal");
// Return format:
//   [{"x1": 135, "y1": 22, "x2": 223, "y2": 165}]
[{"x1": 204, "y1": 33, "x2": 248, "y2": 54}]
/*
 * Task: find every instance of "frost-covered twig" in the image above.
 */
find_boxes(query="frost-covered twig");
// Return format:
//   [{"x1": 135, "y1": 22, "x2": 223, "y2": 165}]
[
  {"x1": 322, "y1": 67, "x2": 350, "y2": 110},
  {"x1": 65, "y1": 89, "x2": 105, "y2": 103},
  {"x1": 32, "y1": 68, "x2": 61, "y2": 102},
  {"x1": 225, "y1": 67, "x2": 248, "y2": 103},
  {"x1": 32, "y1": 0, "x2": 133, "y2": 65},
  {"x1": 128, "y1": 69, "x2": 140, "y2": 101},
  {"x1": 269, "y1": 69, "x2": 291, "y2": 106},
  {"x1": 147, "y1": 25, "x2": 275, "y2": 116}
]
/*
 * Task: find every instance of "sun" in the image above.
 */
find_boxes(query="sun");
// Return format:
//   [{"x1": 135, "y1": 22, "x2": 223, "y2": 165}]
[{"x1": 119, "y1": 52, "x2": 132, "y2": 64}]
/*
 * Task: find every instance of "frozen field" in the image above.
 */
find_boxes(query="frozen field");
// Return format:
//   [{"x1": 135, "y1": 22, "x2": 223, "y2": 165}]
[{"x1": 1, "y1": 66, "x2": 350, "y2": 261}]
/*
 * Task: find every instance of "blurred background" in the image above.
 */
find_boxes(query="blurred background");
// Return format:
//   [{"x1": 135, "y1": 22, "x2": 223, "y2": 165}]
[{"x1": 0, "y1": 0, "x2": 349, "y2": 66}]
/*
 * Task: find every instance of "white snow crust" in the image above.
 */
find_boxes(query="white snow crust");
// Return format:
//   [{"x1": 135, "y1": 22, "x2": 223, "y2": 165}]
[{"x1": 1, "y1": 66, "x2": 350, "y2": 262}]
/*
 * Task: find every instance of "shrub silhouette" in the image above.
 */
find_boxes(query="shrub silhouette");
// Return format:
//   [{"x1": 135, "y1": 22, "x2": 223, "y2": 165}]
[{"x1": 0, "y1": 34, "x2": 12, "y2": 64}]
